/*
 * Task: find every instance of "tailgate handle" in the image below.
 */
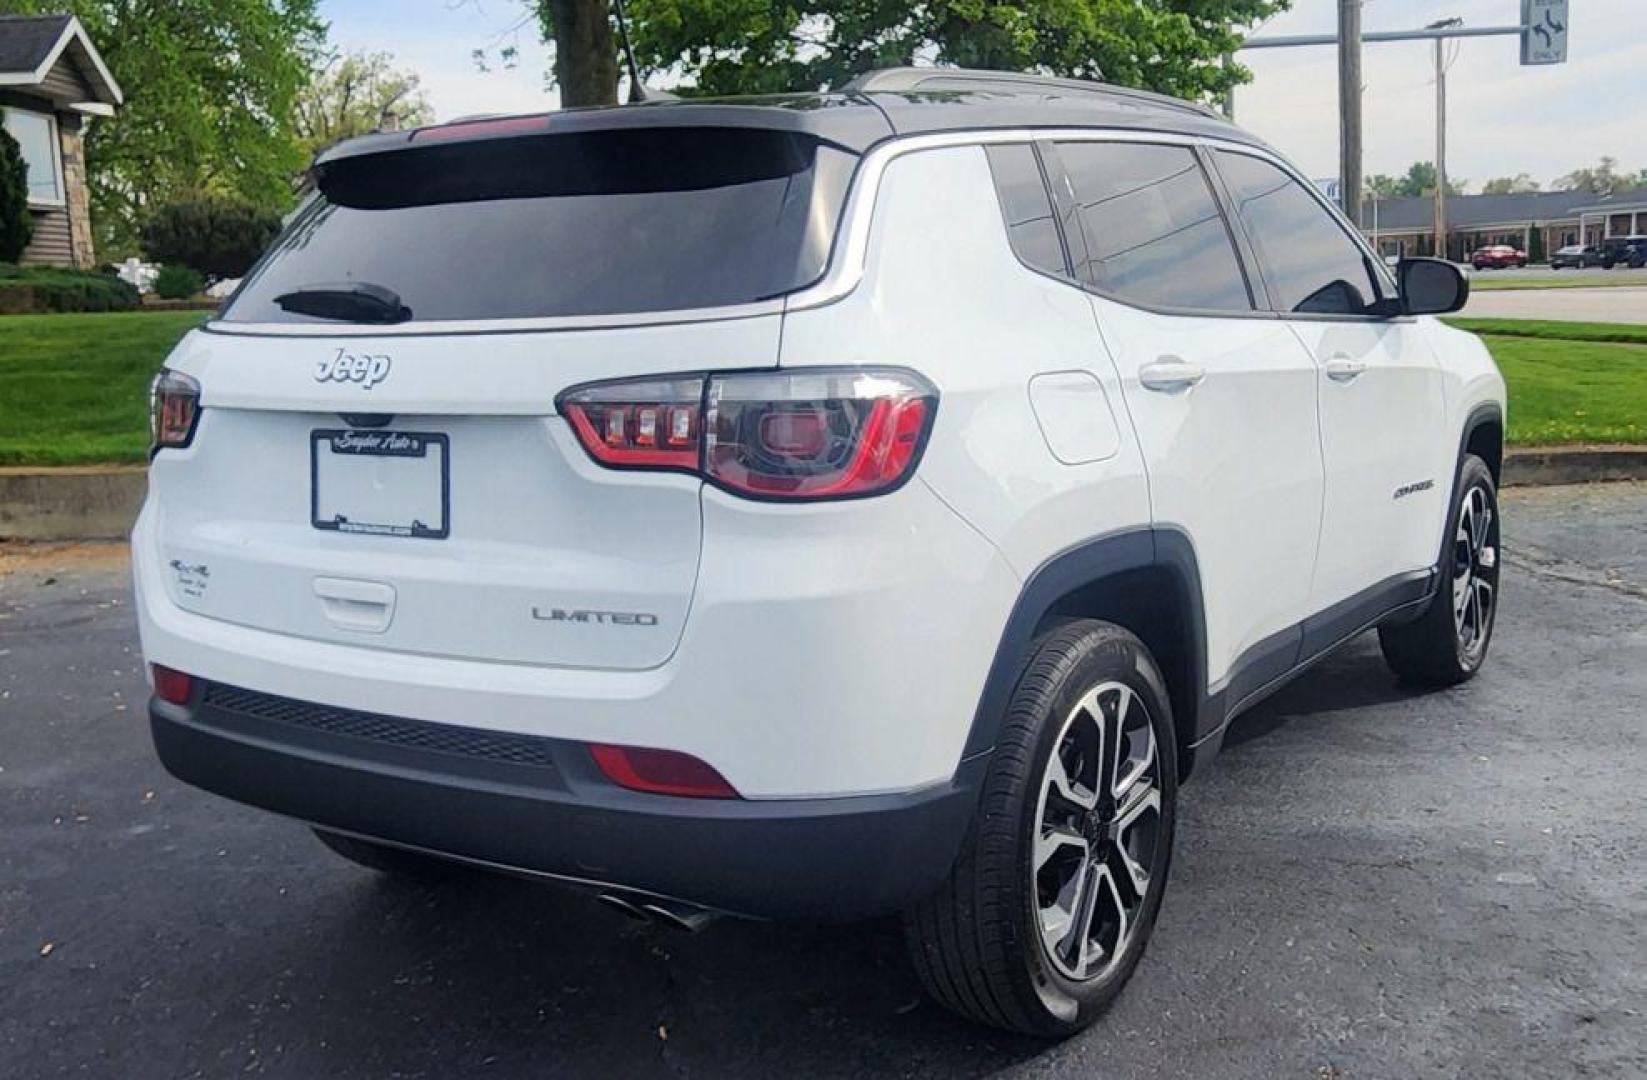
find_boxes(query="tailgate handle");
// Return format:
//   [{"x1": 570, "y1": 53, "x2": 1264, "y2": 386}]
[{"x1": 313, "y1": 577, "x2": 396, "y2": 634}]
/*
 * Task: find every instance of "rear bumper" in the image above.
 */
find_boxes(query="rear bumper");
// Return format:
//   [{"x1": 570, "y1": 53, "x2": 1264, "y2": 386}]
[{"x1": 150, "y1": 683, "x2": 985, "y2": 921}]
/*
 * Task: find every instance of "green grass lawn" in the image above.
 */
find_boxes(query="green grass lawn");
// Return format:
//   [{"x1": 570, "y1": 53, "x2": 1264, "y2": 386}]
[
  {"x1": 1445, "y1": 318, "x2": 1647, "y2": 345},
  {"x1": 1480, "y1": 333, "x2": 1647, "y2": 446},
  {"x1": 0, "y1": 311, "x2": 208, "y2": 466},
  {"x1": 1469, "y1": 275, "x2": 1647, "y2": 292},
  {"x1": 1, "y1": 310, "x2": 1644, "y2": 467}
]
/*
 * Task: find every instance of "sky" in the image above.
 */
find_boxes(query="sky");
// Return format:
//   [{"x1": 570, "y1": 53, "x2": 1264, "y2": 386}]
[{"x1": 323, "y1": 0, "x2": 1647, "y2": 193}]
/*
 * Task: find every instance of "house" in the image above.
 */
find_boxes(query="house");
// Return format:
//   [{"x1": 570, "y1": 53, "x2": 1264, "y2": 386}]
[
  {"x1": 1359, "y1": 187, "x2": 1647, "y2": 263},
  {"x1": 0, "y1": 14, "x2": 121, "y2": 268}
]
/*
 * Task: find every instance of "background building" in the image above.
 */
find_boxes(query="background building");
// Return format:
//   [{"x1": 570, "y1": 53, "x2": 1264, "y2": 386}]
[
  {"x1": 0, "y1": 14, "x2": 122, "y2": 269},
  {"x1": 1361, "y1": 188, "x2": 1647, "y2": 262}
]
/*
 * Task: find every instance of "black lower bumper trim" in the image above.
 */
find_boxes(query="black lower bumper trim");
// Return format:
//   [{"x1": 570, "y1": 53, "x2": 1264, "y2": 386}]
[{"x1": 150, "y1": 685, "x2": 984, "y2": 921}]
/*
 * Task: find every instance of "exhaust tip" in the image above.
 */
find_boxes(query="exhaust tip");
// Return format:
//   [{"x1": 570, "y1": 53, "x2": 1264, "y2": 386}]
[{"x1": 596, "y1": 892, "x2": 651, "y2": 922}]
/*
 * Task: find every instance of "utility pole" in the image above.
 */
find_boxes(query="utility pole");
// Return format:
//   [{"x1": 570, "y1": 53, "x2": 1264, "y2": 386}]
[
  {"x1": 1434, "y1": 36, "x2": 1447, "y2": 259},
  {"x1": 1429, "y1": 18, "x2": 1461, "y2": 261},
  {"x1": 1336, "y1": 0, "x2": 1363, "y2": 221}
]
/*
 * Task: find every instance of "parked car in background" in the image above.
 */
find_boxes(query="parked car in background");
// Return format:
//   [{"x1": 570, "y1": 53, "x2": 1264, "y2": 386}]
[
  {"x1": 1549, "y1": 244, "x2": 1604, "y2": 269},
  {"x1": 1470, "y1": 244, "x2": 1527, "y2": 270},
  {"x1": 1599, "y1": 236, "x2": 1647, "y2": 269}
]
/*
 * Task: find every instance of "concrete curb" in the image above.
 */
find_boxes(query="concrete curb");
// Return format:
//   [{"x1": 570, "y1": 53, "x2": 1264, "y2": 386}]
[
  {"x1": 0, "y1": 466, "x2": 147, "y2": 542},
  {"x1": 3, "y1": 448, "x2": 1646, "y2": 542},
  {"x1": 1501, "y1": 447, "x2": 1647, "y2": 488}
]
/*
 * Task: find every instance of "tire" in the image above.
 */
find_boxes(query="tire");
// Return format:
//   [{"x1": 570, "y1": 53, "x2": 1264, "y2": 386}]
[
  {"x1": 1379, "y1": 453, "x2": 1500, "y2": 687},
  {"x1": 313, "y1": 828, "x2": 469, "y2": 881},
  {"x1": 904, "y1": 620, "x2": 1178, "y2": 1037}
]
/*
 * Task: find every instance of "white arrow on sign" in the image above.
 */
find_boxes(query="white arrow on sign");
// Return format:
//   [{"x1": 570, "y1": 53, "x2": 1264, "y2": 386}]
[{"x1": 1521, "y1": 0, "x2": 1569, "y2": 65}]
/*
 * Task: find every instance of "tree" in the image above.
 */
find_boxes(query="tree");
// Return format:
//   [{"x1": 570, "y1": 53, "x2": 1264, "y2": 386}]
[
  {"x1": 1365, "y1": 162, "x2": 1464, "y2": 199},
  {"x1": 1551, "y1": 156, "x2": 1642, "y2": 196},
  {"x1": 0, "y1": 126, "x2": 32, "y2": 264},
  {"x1": 294, "y1": 51, "x2": 435, "y2": 162},
  {"x1": 140, "y1": 192, "x2": 283, "y2": 280},
  {"x1": 529, "y1": 0, "x2": 1291, "y2": 107},
  {"x1": 536, "y1": 0, "x2": 621, "y2": 107},
  {"x1": 1480, "y1": 173, "x2": 1539, "y2": 196},
  {"x1": 3, "y1": 0, "x2": 326, "y2": 258}
]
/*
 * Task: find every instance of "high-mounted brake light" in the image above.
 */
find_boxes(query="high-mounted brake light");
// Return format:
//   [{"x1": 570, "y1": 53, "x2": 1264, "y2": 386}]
[
  {"x1": 559, "y1": 368, "x2": 937, "y2": 501},
  {"x1": 150, "y1": 369, "x2": 201, "y2": 453},
  {"x1": 412, "y1": 115, "x2": 550, "y2": 142}
]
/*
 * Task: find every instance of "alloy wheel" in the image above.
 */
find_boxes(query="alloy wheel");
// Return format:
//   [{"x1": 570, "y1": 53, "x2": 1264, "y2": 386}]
[
  {"x1": 1452, "y1": 483, "x2": 1499, "y2": 659},
  {"x1": 1033, "y1": 681, "x2": 1162, "y2": 982}
]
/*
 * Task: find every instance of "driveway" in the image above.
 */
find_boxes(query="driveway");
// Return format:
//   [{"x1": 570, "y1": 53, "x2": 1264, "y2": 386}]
[{"x1": 3, "y1": 484, "x2": 1645, "y2": 1078}]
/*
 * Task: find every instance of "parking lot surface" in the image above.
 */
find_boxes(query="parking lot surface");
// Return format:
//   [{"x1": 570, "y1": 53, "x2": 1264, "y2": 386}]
[
  {"x1": 1461, "y1": 284, "x2": 1647, "y2": 324},
  {"x1": 3, "y1": 484, "x2": 1644, "y2": 1079}
]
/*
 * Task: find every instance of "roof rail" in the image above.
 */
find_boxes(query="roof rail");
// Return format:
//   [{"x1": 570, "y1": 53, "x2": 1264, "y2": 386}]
[{"x1": 841, "y1": 67, "x2": 1225, "y2": 121}]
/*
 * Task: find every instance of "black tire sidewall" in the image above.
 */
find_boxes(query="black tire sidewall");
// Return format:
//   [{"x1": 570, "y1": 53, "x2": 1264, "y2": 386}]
[{"x1": 1013, "y1": 625, "x2": 1178, "y2": 1029}]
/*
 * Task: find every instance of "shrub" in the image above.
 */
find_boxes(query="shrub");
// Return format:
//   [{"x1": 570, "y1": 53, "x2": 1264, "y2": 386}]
[
  {"x1": 140, "y1": 192, "x2": 281, "y2": 280},
  {"x1": 0, "y1": 263, "x2": 140, "y2": 314},
  {"x1": 153, "y1": 263, "x2": 205, "y2": 300},
  {"x1": 0, "y1": 127, "x2": 32, "y2": 263}
]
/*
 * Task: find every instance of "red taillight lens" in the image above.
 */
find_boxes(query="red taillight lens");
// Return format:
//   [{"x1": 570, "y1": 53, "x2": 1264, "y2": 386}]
[
  {"x1": 559, "y1": 368, "x2": 937, "y2": 501},
  {"x1": 561, "y1": 377, "x2": 703, "y2": 471},
  {"x1": 150, "y1": 369, "x2": 201, "y2": 453},
  {"x1": 151, "y1": 664, "x2": 194, "y2": 705},
  {"x1": 589, "y1": 744, "x2": 740, "y2": 799}
]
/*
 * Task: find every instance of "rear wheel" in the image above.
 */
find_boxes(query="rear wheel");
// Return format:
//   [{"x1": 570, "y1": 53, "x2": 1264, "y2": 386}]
[
  {"x1": 313, "y1": 829, "x2": 469, "y2": 881},
  {"x1": 1379, "y1": 453, "x2": 1500, "y2": 686},
  {"x1": 905, "y1": 621, "x2": 1176, "y2": 1036}
]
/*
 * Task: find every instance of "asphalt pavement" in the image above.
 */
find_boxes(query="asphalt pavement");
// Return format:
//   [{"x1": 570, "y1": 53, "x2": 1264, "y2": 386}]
[
  {"x1": 1461, "y1": 284, "x2": 1647, "y2": 324},
  {"x1": 2, "y1": 484, "x2": 1644, "y2": 1079}
]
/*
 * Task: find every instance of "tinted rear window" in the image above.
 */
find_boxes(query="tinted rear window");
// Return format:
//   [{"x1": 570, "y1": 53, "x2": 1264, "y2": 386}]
[{"x1": 223, "y1": 128, "x2": 856, "y2": 324}]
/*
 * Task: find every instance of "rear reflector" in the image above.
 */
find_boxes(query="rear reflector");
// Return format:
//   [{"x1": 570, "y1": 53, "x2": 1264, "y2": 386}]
[
  {"x1": 559, "y1": 368, "x2": 937, "y2": 501},
  {"x1": 151, "y1": 665, "x2": 194, "y2": 705},
  {"x1": 589, "y1": 744, "x2": 740, "y2": 799}
]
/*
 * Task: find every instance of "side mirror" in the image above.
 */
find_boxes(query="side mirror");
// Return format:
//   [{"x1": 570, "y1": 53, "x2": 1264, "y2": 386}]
[{"x1": 1397, "y1": 257, "x2": 1469, "y2": 315}]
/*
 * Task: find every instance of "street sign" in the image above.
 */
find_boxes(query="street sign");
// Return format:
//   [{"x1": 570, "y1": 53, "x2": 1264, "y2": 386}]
[{"x1": 1521, "y1": 0, "x2": 1569, "y2": 65}]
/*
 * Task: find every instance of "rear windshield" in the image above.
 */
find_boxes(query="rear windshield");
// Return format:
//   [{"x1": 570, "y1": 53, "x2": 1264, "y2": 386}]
[{"x1": 222, "y1": 127, "x2": 856, "y2": 324}]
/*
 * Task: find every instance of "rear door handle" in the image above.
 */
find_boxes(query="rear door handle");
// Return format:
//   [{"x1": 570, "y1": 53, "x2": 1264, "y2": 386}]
[
  {"x1": 1138, "y1": 358, "x2": 1206, "y2": 393},
  {"x1": 1323, "y1": 355, "x2": 1368, "y2": 383}
]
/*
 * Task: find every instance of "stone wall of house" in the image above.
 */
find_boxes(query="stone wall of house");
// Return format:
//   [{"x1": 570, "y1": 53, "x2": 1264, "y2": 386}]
[{"x1": 59, "y1": 118, "x2": 94, "y2": 269}]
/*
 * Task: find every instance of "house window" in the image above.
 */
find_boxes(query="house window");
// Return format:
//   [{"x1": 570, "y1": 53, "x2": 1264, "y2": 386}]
[{"x1": 2, "y1": 108, "x2": 64, "y2": 205}]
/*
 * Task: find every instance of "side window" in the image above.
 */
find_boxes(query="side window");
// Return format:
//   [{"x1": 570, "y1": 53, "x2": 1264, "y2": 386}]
[
  {"x1": 1053, "y1": 141, "x2": 1252, "y2": 312},
  {"x1": 984, "y1": 144, "x2": 1068, "y2": 277},
  {"x1": 1214, "y1": 150, "x2": 1386, "y2": 316}
]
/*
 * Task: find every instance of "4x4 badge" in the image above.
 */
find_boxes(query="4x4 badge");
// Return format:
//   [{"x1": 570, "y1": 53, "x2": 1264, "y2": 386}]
[{"x1": 315, "y1": 348, "x2": 391, "y2": 389}]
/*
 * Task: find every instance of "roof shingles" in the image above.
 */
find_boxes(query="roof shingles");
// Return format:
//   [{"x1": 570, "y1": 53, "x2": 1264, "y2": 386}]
[{"x1": 0, "y1": 14, "x2": 72, "y2": 76}]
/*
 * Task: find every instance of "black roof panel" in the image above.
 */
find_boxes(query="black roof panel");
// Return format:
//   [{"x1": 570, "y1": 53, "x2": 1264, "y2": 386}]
[{"x1": 316, "y1": 68, "x2": 1269, "y2": 168}]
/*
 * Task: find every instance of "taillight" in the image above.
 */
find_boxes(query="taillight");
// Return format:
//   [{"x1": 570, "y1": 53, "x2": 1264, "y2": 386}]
[
  {"x1": 150, "y1": 369, "x2": 201, "y2": 453},
  {"x1": 151, "y1": 664, "x2": 194, "y2": 705},
  {"x1": 589, "y1": 744, "x2": 740, "y2": 799},
  {"x1": 559, "y1": 368, "x2": 937, "y2": 501}
]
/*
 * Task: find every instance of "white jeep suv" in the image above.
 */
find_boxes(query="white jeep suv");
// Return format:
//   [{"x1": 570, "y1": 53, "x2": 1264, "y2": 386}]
[{"x1": 136, "y1": 69, "x2": 1506, "y2": 1036}]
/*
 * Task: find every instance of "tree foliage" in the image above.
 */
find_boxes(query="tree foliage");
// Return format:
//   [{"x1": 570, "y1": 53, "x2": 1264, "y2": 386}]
[
  {"x1": 0, "y1": 126, "x2": 32, "y2": 264},
  {"x1": 3, "y1": 0, "x2": 325, "y2": 258},
  {"x1": 1364, "y1": 162, "x2": 1465, "y2": 200},
  {"x1": 1480, "y1": 173, "x2": 1540, "y2": 196},
  {"x1": 153, "y1": 262, "x2": 205, "y2": 300},
  {"x1": 1551, "y1": 156, "x2": 1645, "y2": 197},
  {"x1": 140, "y1": 192, "x2": 282, "y2": 280},
  {"x1": 531, "y1": 0, "x2": 1290, "y2": 106},
  {"x1": 294, "y1": 50, "x2": 435, "y2": 161}
]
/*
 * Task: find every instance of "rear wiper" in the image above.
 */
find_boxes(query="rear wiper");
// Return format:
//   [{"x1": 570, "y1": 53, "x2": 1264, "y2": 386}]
[{"x1": 273, "y1": 281, "x2": 411, "y2": 324}]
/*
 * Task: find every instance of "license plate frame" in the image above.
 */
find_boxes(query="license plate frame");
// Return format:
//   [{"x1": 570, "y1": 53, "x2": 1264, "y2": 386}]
[{"x1": 310, "y1": 429, "x2": 450, "y2": 540}]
